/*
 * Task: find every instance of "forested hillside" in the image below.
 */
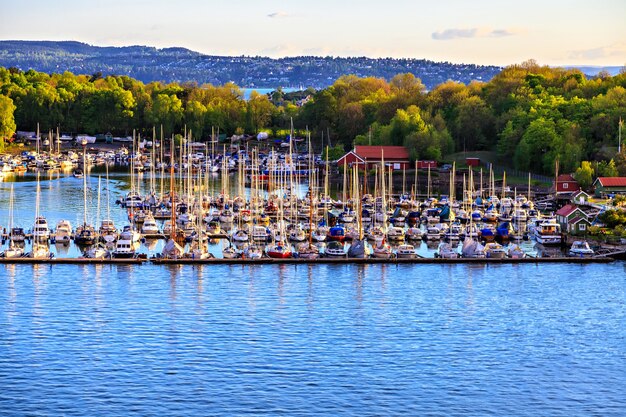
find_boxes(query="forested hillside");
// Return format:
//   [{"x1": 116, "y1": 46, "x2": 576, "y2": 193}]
[{"x1": 0, "y1": 60, "x2": 625, "y2": 176}]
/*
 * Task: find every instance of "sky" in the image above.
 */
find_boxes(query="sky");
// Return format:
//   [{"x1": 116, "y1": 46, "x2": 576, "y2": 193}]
[{"x1": 1, "y1": 0, "x2": 625, "y2": 67}]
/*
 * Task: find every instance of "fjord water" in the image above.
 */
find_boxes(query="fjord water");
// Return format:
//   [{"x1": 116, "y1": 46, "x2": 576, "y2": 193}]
[{"x1": 1, "y1": 262, "x2": 624, "y2": 416}]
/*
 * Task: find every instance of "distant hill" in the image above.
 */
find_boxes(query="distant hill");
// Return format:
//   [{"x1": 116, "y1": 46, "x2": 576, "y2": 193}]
[
  {"x1": 563, "y1": 65, "x2": 623, "y2": 76},
  {"x1": 0, "y1": 40, "x2": 503, "y2": 90}
]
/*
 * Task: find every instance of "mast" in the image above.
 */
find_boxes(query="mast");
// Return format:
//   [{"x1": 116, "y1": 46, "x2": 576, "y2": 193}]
[
  {"x1": 427, "y1": 164, "x2": 431, "y2": 200},
  {"x1": 170, "y1": 136, "x2": 177, "y2": 240},
  {"x1": 8, "y1": 184, "x2": 14, "y2": 240},
  {"x1": 82, "y1": 139, "x2": 88, "y2": 227}
]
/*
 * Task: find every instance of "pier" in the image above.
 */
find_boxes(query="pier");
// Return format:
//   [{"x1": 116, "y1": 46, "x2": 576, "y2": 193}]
[{"x1": 0, "y1": 256, "x2": 615, "y2": 265}]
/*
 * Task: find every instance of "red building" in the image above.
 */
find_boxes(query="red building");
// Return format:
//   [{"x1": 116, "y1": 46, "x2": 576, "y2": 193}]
[
  {"x1": 466, "y1": 157, "x2": 481, "y2": 167},
  {"x1": 554, "y1": 174, "x2": 579, "y2": 193},
  {"x1": 337, "y1": 146, "x2": 410, "y2": 170},
  {"x1": 416, "y1": 160, "x2": 438, "y2": 169}
]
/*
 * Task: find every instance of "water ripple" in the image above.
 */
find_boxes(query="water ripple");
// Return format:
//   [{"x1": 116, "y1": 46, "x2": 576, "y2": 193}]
[{"x1": 0, "y1": 263, "x2": 625, "y2": 416}]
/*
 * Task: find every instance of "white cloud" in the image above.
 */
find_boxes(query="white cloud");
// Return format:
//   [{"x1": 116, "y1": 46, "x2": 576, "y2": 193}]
[
  {"x1": 432, "y1": 27, "x2": 521, "y2": 41},
  {"x1": 267, "y1": 11, "x2": 289, "y2": 19},
  {"x1": 432, "y1": 28, "x2": 478, "y2": 41},
  {"x1": 569, "y1": 42, "x2": 626, "y2": 61},
  {"x1": 489, "y1": 29, "x2": 515, "y2": 38}
]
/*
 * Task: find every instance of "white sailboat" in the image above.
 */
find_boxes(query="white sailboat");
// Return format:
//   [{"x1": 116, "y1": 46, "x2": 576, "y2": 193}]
[{"x1": 1, "y1": 185, "x2": 25, "y2": 258}]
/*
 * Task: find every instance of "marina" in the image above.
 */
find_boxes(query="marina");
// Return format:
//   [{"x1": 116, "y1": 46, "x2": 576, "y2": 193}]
[{"x1": 1, "y1": 138, "x2": 623, "y2": 264}]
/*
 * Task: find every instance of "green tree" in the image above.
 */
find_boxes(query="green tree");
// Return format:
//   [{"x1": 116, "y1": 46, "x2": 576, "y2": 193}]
[
  {"x1": 574, "y1": 161, "x2": 594, "y2": 189},
  {"x1": 147, "y1": 93, "x2": 183, "y2": 136},
  {"x1": 0, "y1": 95, "x2": 16, "y2": 149}
]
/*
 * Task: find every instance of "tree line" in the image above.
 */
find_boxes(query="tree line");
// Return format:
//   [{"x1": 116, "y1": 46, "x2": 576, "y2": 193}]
[{"x1": 0, "y1": 61, "x2": 625, "y2": 176}]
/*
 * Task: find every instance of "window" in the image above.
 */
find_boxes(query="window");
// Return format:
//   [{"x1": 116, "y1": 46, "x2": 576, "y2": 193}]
[
  {"x1": 563, "y1": 183, "x2": 569, "y2": 189},
  {"x1": 579, "y1": 224, "x2": 586, "y2": 231}
]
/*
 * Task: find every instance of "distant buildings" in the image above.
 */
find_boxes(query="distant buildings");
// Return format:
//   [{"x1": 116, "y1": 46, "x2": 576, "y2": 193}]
[
  {"x1": 337, "y1": 146, "x2": 411, "y2": 170},
  {"x1": 593, "y1": 177, "x2": 626, "y2": 197}
]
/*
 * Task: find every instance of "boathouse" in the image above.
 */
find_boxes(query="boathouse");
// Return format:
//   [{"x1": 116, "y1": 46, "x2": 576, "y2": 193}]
[
  {"x1": 337, "y1": 146, "x2": 410, "y2": 170},
  {"x1": 593, "y1": 177, "x2": 626, "y2": 197},
  {"x1": 554, "y1": 174, "x2": 579, "y2": 194},
  {"x1": 556, "y1": 204, "x2": 591, "y2": 235}
]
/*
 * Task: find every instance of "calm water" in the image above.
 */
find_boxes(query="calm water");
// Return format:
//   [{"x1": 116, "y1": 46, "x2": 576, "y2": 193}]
[{"x1": 1, "y1": 262, "x2": 625, "y2": 416}]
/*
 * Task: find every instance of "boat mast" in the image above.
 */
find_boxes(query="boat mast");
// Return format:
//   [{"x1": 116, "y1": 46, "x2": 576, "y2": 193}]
[{"x1": 82, "y1": 139, "x2": 88, "y2": 227}]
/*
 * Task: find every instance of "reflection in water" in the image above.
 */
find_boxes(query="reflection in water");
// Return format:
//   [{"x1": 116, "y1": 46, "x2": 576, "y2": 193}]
[
  {"x1": 306, "y1": 265, "x2": 314, "y2": 312},
  {"x1": 167, "y1": 264, "x2": 182, "y2": 302},
  {"x1": 0, "y1": 263, "x2": 623, "y2": 416},
  {"x1": 4, "y1": 265, "x2": 17, "y2": 327},
  {"x1": 277, "y1": 264, "x2": 287, "y2": 305}
]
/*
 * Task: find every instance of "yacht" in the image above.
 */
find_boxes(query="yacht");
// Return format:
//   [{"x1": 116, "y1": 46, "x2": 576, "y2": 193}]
[
  {"x1": 396, "y1": 244, "x2": 417, "y2": 259},
  {"x1": 533, "y1": 219, "x2": 562, "y2": 245},
  {"x1": 53, "y1": 220, "x2": 72, "y2": 244},
  {"x1": 32, "y1": 216, "x2": 50, "y2": 242},
  {"x1": 99, "y1": 219, "x2": 118, "y2": 243},
  {"x1": 74, "y1": 223, "x2": 98, "y2": 245},
  {"x1": 112, "y1": 227, "x2": 139, "y2": 258},
  {"x1": 140, "y1": 213, "x2": 160, "y2": 235}
]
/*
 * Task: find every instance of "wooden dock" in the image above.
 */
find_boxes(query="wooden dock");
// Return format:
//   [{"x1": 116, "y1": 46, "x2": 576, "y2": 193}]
[
  {"x1": 0, "y1": 255, "x2": 617, "y2": 266},
  {"x1": 0, "y1": 257, "x2": 146, "y2": 264}
]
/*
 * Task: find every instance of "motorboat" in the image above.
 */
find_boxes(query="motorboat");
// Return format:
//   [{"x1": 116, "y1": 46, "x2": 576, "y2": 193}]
[
  {"x1": 425, "y1": 225, "x2": 441, "y2": 241},
  {"x1": 396, "y1": 244, "x2": 417, "y2": 259},
  {"x1": 484, "y1": 242, "x2": 507, "y2": 259},
  {"x1": 324, "y1": 241, "x2": 346, "y2": 257},
  {"x1": 266, "y1": 242, "x2": 292, "y2": 259},
  {"x1": 53, "y1": 220, "x2": 72, "y2": 244},
  {"x1": 372, "y1": 240, "x2": 393, "y2": 259},
  {"x1": 569, "y1": 240, "x2": 594, "y2": 258},
  {"x1": 140, "y1": 213, "x2": 160, "y2": 235},
  {"x1": 112, "y1": 227, "x2": 139, "y2": 258},
  {"x1": 99, "y1": 219, "x2": 118, "y2": 243},
  {"x1": 387, "y1": 226, "x2": 406, "y2": 241},
  {"x1": 533, "y1": 219, "x2": 562, "y2": 245},
  {"x1": 437, "y1": 242, "x2": 459, "y2": 259},
  {"x1": 406, "y1": 226, "x2": 423, "y2": 241},
  {"x1": 232, "y1": 229, "x2": 249, "y2": 242},
  {"x1": 124, "y1": 191, "x2": 143, "y2": 208},
  {"x1": 32, "y1": 216, "x2": 50, "y2": 242},
  {"x1": 327, "y1": 225, "x2": 346, "y2": 242}
]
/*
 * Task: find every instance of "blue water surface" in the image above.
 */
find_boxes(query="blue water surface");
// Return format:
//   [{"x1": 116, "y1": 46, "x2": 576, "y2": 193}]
[{"x1": 0, "y1": 262, "x2": 624, "y2": 416}]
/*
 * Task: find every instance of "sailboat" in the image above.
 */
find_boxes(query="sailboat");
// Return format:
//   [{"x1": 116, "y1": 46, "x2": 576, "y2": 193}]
[
  {"x1": 347, "y1": 161, "x2": 370, "y2": 258},
  {"x1": 74, "y1": 144, "x2": 97, "y2": 245},
  {"x1": 1, "y1": 185, "x2": 25, "y2": 258},
  {"x1": 31, "y1": 173, "x2": 50, "y2": 243},
  {"x1": 372, "y1": 154, "x2": 392, "y2": 259},
  {"x1": 298, "y1": 136, "x2": 320, "y2": 260},
  {"x1": 99, "y1": 163, "x2": 118, "y2": 243},
  {"x1": 161, "y1": 137, "x2": 186, "y2": 259},
  {"x1": 30, "y1": 173, "x2": 51, "y2": 258}
]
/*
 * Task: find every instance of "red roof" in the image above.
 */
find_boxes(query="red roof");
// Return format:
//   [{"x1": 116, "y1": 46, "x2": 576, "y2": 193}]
[
  {"x1": 596, "y1": 177, "x2": 626, "y2": 187},
  {"x1": 354, "y1": 146, "x2": 409, "y2": 160},
  {"x1": 557, "y1": 174, "x2": 576, "y2": 182},
  {"x1": 556, "y1": 204, "x2": 578, "y2": 217}
]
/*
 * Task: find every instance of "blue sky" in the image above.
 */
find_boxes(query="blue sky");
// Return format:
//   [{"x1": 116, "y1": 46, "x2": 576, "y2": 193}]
[{"x1": 2, "y1": 0, "x2": 625, "y2": 66}]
